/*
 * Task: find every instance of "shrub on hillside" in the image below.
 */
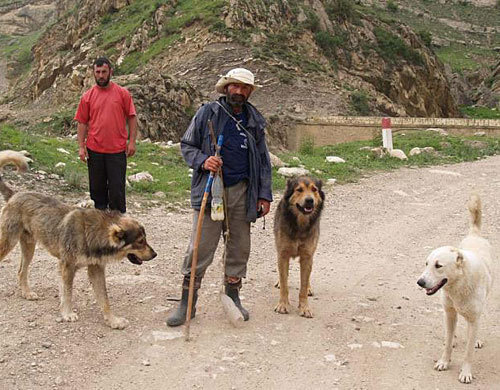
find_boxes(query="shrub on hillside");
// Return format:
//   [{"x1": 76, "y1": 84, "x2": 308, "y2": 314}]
[
  {"x1": 374, "y1": 27, "x2": 423, "y2": 66},
  {"x1": 325, "y1": 0, "x2": 356, "y2": 23},
  {"x1": 417, "y1": 30, "x2": 432, "y2": 47},
  {"x1": 387, "y1": 0, "x2": 398, "y2": 12},
  {"x1": 350, "y1": 91, "x2": 371, "y2": 116},
  {"x1": 314, "y1": 30, "x2": 347, "y2": 61},
  {"x1": 303, "y1": 7, "x2": 321, "y2": 33}
]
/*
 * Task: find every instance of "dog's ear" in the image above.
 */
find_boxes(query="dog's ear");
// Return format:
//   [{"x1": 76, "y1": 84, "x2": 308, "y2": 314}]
[
  {"x1": 314, "y1": 178, "x2": 325, "y2": 200},
  {"x1": 284, "y1": 178, "x2": 297, "y2": 200},
  {"x1": 109, "y1": 224, "x2": 125, "y2": 247}
]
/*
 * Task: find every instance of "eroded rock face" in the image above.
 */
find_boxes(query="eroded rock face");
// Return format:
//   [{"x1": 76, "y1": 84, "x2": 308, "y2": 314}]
[
  {"x1": 0, "y1": 2, "x2": 56, "y2": 35},
  {"x1": 4, "y1": 0, "x2": 465, "y2": 142},
  {"x1": 225, "y1": 0, "x2": 458, "y2": 117},
  {"x1": 476, "y1": 60, "x2": 500, "y2": 109},
  {"x1": 224, "y1": 0, "x2": 295, "y2": 31},
  {"x1": 122, "y1": 70, "x2": 201, "y2": 141}
]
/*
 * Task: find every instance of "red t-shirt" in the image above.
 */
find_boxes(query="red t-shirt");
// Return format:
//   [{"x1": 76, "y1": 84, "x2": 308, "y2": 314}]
[{"x1": 74, "y1": 82, "x2": 136, "y2": 153}]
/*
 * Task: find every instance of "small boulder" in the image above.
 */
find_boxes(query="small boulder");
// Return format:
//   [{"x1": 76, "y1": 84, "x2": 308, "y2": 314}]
[
  {"x1": 422, "y1": 147, "x2": 437, "y2": 155},
  {"x1": 128, "y1": 171, "x2": 154, "y2": 183},
  {"x1": 56, "y1": 148, "x2": 70, "y2": 155},
  {"x1": 409, "y1": 147, "x2": 421, "y2": 156},
  {"x1": 269, "y1": 152, "x2": 286, "y2": 168},
  {"x1": 425, "y1": 128, "x2": 448, "y2": 136},
  {"x1": 277, "y1": 167, "x2": 310, "y2": 177},
  {"x1": 389, "y1": 149, "x2": 408, "y2": 160},
  {"x1": 325, "y1": 156, "x2": 345, "y2": 163}
]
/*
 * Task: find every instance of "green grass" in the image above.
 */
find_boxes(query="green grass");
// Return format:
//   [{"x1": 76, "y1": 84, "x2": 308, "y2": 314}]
[
  {"x1": 374, "y1": 27, "x2": 423, "y2": 66},
  {"x1": 95, "y1": 1, "x2": 159, "y2": 49},
  {"x1": 0, "y1": 124, "x2": 193, "y2": 202},
  {"x1": 253, "y1": 28, "x2": 325, "y2": 74},
  {"x1": 276, "y1": 131, "x2": 500, "y2": 185},
  {"x1": 0, "y1": 31, "x2": 41, "y2": 76},
  {"x1": 3, "y1": 124, "x2": 500, "y2": 203},
  {"x1": 31, "y1": 108, "x2": 77, "y2": 136},
  {"x1": 459, "y1": 106, "x2": 500, "y2": 119},
  {"x1": 435, "y1": 45, "x2": 487, "y2": 73},
  {"x1": 94, "y1": 0, "x2": 225, "y2": 74},
  {"x1": 162, "y1": 0, "x2": 225, "y2": 33},
  {"x1": 0, "y1": 124, "x2": 87, "y2": 190},
  {"x1": 117, "y1": 34, "x2": 180, "y2": 74},
  {"x1": 95, "y1": 0, "x2": 224, "y2": 49},
  {"x1": 359, "y1": 1, "x2": 499, "y2": 73},
  {"x1": 0, "y1": 0, "x2": 25, "y2": 6}
]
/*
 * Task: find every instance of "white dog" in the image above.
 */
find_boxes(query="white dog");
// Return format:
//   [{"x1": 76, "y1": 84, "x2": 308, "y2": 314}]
[{"x1": 417, "y1": 194, "x2": 494, "y2": 384}]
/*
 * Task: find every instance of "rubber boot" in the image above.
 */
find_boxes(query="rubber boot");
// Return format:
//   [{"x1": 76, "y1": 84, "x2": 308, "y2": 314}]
[
  {"x1": 225, "y1": 281, "x2": 249, "y2": 321},
  {"x1": 166, "y1": 277, "x2": 200, "y2": 327}
]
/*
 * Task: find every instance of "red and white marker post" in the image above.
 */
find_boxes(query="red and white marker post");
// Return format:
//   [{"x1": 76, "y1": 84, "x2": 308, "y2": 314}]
[{"x1": 381, "y1": 117, "x2": 393, "y2": 150}]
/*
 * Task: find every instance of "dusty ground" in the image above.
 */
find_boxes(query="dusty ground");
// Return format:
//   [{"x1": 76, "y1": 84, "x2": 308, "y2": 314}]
[{"x1": 1, "y1": 157, "x2": 499, "y2": 390}]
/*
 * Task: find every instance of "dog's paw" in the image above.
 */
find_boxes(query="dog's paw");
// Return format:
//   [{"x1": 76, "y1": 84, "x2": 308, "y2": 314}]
[
  {"x1": 107, "y1": 316, "x2": 129, "y2": 330},
  {"x1": 61, "y1": 312, "x2": 79, "y2": 322},
  {"x1": 299, "y1": 305, "x2": 314, "y2": 318},
  {"x1": 434, "y1": 359, "x2": 450, "y2": 371},
  {"x1": 21, "y1": 290, "x2": 39, "y2": 300},
  {"x1": 274, "y1": 301, "x2": 290, "y2": 314},
  {"x1": 475, "y1": 339, "x2": 483, "y2": 349},
  {"x1": 459, "y1": 363, "x2": 473, "y2": 383}
]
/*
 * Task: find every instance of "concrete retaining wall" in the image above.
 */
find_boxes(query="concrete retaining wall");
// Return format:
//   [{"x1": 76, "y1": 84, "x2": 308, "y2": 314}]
[{"x1": 286, "y1": 116, "x2": 500, "y2": 150}]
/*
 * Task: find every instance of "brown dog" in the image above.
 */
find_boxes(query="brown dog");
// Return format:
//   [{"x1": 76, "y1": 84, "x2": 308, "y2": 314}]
[
  {"x1": 274, "y1": 176, "x2": 324, "y2": 318},
  {"x1": 0, "y1": 152, "x2": 157, "y2": 329}
]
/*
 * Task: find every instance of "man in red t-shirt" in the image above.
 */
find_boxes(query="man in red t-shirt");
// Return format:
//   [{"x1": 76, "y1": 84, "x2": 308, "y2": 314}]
[{"x1": 74, "y1": 57, "x2": 137, "y2": 213}]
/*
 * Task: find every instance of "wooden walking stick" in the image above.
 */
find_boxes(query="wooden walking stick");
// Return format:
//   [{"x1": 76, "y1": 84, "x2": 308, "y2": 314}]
[{"x1": 185, "y1": 129, "x2": 224, "y2": 341}]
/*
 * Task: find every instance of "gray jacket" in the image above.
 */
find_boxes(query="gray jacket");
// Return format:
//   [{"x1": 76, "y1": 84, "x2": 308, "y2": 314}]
[{"x1": 181, "y1": 97, "x2": 273, "y2": 222}]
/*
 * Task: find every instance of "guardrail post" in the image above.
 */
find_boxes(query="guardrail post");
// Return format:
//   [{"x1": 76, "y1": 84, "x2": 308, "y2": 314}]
[{"x1": 382, "y1": 117, "x2": 393, "y2": 150}]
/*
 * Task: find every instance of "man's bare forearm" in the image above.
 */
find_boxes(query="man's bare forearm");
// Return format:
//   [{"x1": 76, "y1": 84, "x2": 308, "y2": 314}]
[
  {"x1": 77, "y1": 122, "x2": 88, "y2": 148},
  {"x1": 128, "y1": 116, "x2": 137, "y2": 143}
]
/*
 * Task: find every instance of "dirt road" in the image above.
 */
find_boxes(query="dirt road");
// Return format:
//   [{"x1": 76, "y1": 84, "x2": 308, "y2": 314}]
[{"x1": 1, "y1": 157, "x2": 499, "y2": 389}]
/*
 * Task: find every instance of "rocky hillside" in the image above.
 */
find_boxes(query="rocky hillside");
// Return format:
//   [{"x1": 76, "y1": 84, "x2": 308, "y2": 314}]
[{"x1": 0, "y1": 0, "x2": 498, "y2": 143}]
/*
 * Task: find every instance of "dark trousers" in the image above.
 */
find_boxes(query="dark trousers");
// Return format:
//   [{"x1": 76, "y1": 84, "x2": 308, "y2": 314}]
[{"x1": 87, "y1": 148, "x2": 127, "y2": 213}]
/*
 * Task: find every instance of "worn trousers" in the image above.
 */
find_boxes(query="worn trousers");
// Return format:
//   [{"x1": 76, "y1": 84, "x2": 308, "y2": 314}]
[
  {"x1": 182, "y1": 180, "x2": 251, "y2": 279},
  {"x1": 87, "y1": 148, "x2": 127, "y2": 213}
]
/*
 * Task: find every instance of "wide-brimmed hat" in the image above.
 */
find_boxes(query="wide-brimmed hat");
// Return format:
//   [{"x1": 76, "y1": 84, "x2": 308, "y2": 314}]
[{"x1": 215, "y1": 68, "x2": 261, "y2": 94}]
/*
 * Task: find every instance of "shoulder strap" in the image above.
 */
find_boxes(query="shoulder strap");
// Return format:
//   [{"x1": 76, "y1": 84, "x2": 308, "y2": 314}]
[{"x1": 215, "y1": 101, "x2": 256, "y2": 143}]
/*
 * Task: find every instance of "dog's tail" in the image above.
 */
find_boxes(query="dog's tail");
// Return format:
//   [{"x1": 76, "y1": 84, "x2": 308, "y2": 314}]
[
  {"x1": 0, "y1": 150, "x2": 30, "y2": 201},
  {"x1": 467, "y1": 193, "x2": 482, "y2": 236}
]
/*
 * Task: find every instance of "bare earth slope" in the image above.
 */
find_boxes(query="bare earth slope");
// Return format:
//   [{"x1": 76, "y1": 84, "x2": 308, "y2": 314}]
[{"x1": 1, "y1": 157, "x2": 500, "y2": 389}]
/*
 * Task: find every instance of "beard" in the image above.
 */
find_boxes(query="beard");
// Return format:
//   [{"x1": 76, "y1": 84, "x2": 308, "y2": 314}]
[
  {"x1": 95, "y1": 74, "x2": 111, "y2": 87},
  {"x1": 227, "y1": 93, "x2": 247, "y2": 108}
]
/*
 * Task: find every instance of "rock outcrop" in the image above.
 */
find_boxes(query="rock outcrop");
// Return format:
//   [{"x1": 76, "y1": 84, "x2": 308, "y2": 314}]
[{"x1": 5, "y1": 0, "x2": 496, "y2": 143}]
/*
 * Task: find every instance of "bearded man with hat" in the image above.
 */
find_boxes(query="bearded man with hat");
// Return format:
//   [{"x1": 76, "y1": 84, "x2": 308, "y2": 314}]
[{"x1": 167, "y1": 68, "x2": 273, "y2": 327}]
